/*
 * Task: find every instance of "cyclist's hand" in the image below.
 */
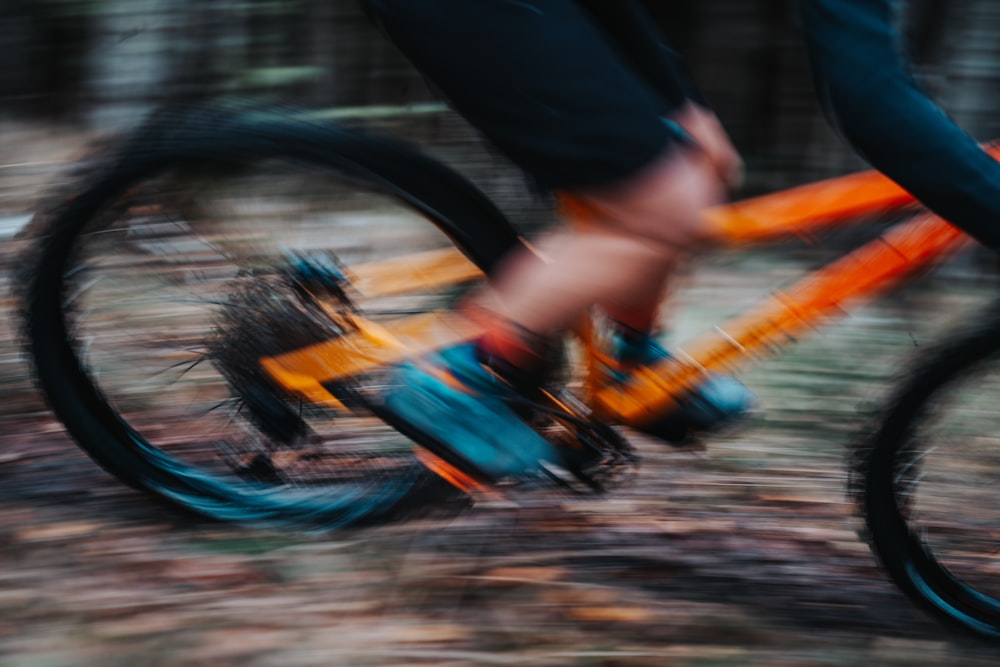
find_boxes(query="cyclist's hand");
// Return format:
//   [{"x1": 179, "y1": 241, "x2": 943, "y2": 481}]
[{"x1": 673, "y1": 102, "x2": 744, "y2": 192}]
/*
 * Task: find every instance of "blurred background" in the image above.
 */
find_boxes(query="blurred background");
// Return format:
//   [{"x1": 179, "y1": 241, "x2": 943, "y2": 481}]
[
  {"x1": 4, "y1": 0, "x2": 1000, "y2": 215},
  {"x1": 5, "y1": 2, "x2": 1000, "y2": 665}
]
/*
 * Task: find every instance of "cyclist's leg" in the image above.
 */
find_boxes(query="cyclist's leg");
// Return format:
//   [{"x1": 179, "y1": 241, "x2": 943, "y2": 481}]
[
  {"x1": 800, "y1": 0, "x2": 1000, "y2": 248},
  {"x1": 361, "y1": 0, "x2": 711, "y2": 352},
  {"x1": 363, "y1": 0, "x2": 748, "y2": 474},
  {"x1": 483, "y1": 145, "x2": 724, "y2": 337}
]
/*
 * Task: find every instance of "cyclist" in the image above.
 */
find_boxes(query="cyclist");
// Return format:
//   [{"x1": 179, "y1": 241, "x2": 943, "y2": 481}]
[
  {"x1": 358, "y1": 0, "x2": 752, "y2": 480},
  {"x1": 360, "y1": 0, "x2": 1000, "y2": 481}
]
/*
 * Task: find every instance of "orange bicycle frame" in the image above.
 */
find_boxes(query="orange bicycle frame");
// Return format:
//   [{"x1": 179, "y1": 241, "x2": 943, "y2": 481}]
[{"x1": 260, "y1": 151, "x2": 992, "y2": 427}]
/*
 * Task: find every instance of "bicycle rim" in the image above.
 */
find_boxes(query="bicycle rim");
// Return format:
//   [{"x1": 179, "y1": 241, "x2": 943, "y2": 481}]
[
  {"x1": 862, "y1": 301, "x2": 1000, "y2": 638},
  {"x1": 23, "y1": 109, "x2": 519, "y2": 527}
]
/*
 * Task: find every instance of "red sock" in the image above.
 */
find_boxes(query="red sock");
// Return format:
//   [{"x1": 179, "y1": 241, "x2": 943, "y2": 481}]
[
  {"x1": 601, "y1": 304, "x2": 657, "y2": 335},
  {"x1": 477, "y1": 326, "x2": 545, "y2": 371},
  {"x1": 465, "y1": 310, "x2": 547, "y2": 391}
]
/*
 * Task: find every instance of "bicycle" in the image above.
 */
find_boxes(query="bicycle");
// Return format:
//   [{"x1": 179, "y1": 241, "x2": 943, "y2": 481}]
[{"x1": 16, "y1": 103, "x2": 1000, "y2": 638}]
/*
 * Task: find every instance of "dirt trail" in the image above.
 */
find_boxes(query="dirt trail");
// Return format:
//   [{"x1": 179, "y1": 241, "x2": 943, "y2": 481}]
[{"x1": 3, "y1": 135, "x2": 1000, "y2": 664}]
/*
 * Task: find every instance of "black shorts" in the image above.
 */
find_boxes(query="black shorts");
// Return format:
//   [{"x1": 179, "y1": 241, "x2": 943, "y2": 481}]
[{"x1": 361, "y1": 0, "x2": 693, "y2": 191}]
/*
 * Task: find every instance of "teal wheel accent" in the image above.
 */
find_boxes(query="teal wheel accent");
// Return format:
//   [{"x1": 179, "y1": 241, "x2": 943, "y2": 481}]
[
  {"x1": 20, "y1": 104, "x2": 519, "y2": 527},
  {"x1": 860, "y1": 300, "x2": 1000, "y2": 639}
]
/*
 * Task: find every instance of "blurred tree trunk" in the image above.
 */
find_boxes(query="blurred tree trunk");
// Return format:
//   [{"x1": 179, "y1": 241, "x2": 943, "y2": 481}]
[
  {"x1": 908, "y1": 0, "x2": 951, "y2": 64},
  {"x1": 5, "y1": 0, "x2": 1000, "y2": 191},
  {"x1": 0, "y1": 0, "x2": 93, "y2": 121}
]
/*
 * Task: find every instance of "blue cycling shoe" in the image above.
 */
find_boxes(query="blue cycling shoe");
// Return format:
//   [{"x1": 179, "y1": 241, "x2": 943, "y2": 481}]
[
  {"x1": 600, "y1": 323, "x2": 756, "y2": 443},
  {"x1": 380, "y1": 344, "x2": 563, "y2": 482}
]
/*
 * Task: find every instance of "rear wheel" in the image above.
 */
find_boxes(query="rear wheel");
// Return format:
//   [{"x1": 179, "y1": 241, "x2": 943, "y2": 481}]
[
  {"x1": 22, "y1": 107, "x2": 520, "y2": 526},
  {"x1": 860, "y1": 300, "x2": 1000, "y2": 638}
]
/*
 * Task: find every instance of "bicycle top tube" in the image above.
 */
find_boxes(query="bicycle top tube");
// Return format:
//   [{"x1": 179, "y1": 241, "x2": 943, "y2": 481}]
[{"x1": 699, "y1": 142, "x2": 1000, "y2": 245}]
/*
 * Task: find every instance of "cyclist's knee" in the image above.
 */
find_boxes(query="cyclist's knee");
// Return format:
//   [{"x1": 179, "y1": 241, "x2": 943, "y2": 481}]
[{"x1": 570, "y1": 147, "x2": 725, "y2": 251}]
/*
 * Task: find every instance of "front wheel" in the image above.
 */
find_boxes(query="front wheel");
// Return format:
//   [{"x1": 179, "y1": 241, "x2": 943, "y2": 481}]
[
  {"x1": 21, "y1": 106, "x2": 521, "y2": 527},
  {"x1": 860, "y1": 300, "x2": 1000, "y2": 638}
]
